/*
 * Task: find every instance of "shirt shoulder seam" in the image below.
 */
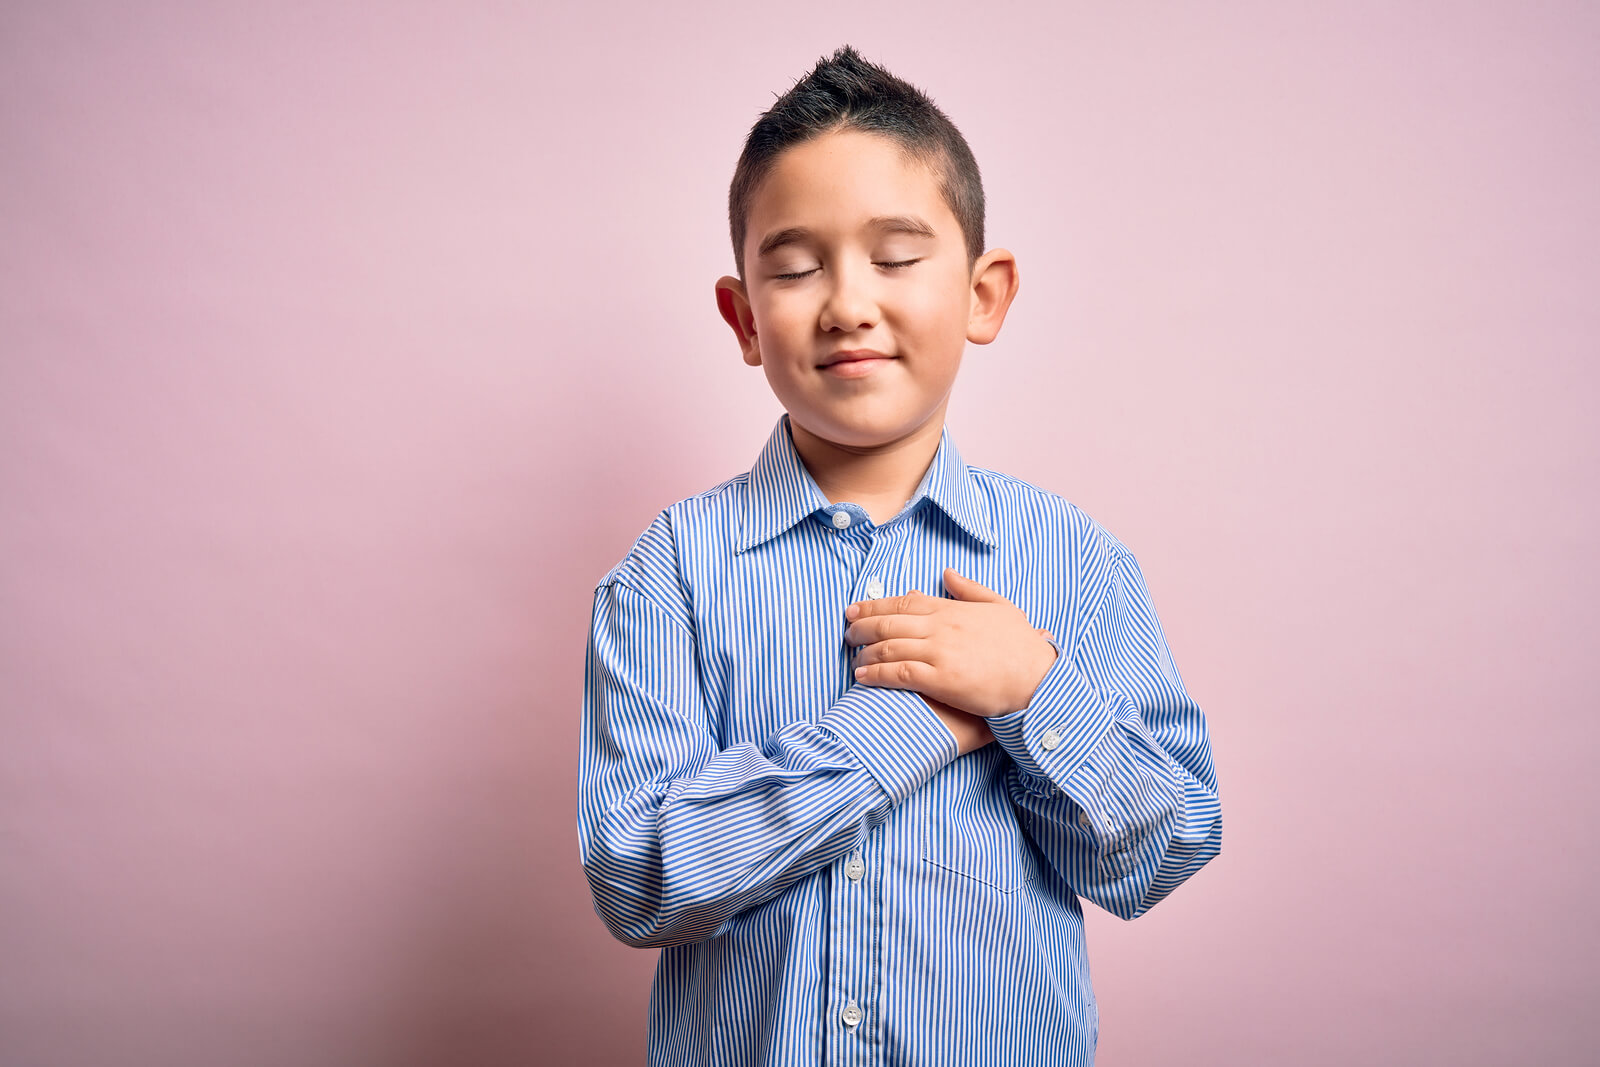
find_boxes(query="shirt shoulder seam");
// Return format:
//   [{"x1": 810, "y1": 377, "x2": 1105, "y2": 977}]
[{"x1": 598, "y1": 572, "x2": 696, "y2": 637}]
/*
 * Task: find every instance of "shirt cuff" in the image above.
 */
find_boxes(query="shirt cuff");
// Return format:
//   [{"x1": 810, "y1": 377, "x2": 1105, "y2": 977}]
[
  {"x1": 818, "y1": 683, "x2": 957, "y2": 806},
  {"x1": 988, "y1": 647, "x2": 1115, "y2": 790}
]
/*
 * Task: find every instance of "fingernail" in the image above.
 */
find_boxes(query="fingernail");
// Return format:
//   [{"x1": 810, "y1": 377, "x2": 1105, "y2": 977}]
[
  {"x1": 854, "y1": 666, "x2": 865, "y2": 679},
  {"x1": 845, "y1": 604, "x2": 859, "y2": 619}
]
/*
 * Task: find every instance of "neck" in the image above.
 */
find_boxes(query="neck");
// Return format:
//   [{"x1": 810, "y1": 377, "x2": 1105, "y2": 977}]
[{"x1": 788, "y1": 412, "x2": 945, "y2": 526}]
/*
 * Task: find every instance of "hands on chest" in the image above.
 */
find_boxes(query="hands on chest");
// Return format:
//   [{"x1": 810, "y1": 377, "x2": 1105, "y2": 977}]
[{"x1": 844, "y1": 567, "x2": 1059, "y2": 753}]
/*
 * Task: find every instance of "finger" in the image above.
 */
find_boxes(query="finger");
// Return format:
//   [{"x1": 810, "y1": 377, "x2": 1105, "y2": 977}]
[
  {"x1": 845, "y1": 614, "x2": 932, "y2": 646},
  {"x1": 852, "y1": 636, "x2": 931, "y2": 667},
  {"x1": 943, "y1": 567, "x2": 1004, "y2": 604},
  {"x1": 853, "y1": 658, "x2": 935, "y2": 691},
  {"x1": 846, "y1": 588, "x2": 939, "y2": 620}
]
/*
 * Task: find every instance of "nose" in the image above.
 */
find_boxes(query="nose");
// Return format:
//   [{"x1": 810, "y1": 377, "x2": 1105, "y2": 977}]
[{"x1": 818, "y1": 263, "x2": 880, "y2": 334}]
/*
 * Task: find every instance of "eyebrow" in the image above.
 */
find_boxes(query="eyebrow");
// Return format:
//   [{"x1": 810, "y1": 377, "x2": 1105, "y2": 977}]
[{"x1": 755, "y1": 215, "x2": 938, "y2": 258}]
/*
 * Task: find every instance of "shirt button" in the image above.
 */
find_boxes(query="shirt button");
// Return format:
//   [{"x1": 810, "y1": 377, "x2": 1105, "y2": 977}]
[
  {"x1": 844, "y1": 852, "x2": 864, "y2": 882},
  {"x1": 1078, "y1": 810, "x2": 1092, "y2": 828},
  {"x1": 841, "y1": 999, "x2": 863, "y2": 1029},
  {"x1": 1041, "y1": 729, "x2": 1062, "y2": 751},
  {"x1": 831, "y1": 510, "x2": 852, "y2": 530},
  {"x1": 864, "y1": 576, "x2": 884, "y2": 600}
]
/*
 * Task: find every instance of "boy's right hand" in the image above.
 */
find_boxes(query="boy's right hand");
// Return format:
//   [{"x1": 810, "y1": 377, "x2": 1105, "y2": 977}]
[
  {"x1": 919, "y1": 626, "x2": 1054, "y2": 756},
  {"x1": 922, "y1": 695, "x2": 995, "y2": 756}
]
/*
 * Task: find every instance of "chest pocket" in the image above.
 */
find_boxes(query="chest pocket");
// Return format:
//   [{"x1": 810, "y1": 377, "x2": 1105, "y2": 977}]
[{"x1": 921, "y1": 745, "x2": 1033, "y2": 893}]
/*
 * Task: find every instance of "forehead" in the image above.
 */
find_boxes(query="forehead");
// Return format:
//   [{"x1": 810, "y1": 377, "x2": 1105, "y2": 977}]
[{"x1": 745, "y1": 130, "x2": 952, "y2": 246}]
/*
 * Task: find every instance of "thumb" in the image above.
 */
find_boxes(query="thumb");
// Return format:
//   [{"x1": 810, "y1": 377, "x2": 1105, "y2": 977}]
[{"x1": 944, "y1": 567, "x2": 1002, "y2": 602}]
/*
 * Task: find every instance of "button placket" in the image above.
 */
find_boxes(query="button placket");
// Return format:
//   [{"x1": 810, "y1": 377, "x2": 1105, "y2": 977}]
[
  {"x1": 830, "y1": 524, "x2": 909, "y2": 1060},
  {"x1": 826, "y1": 830, "x2": 874, "y2": 1058},
  {"x1": 854, "y1": 518, "x2": 909, "y2": 612}
]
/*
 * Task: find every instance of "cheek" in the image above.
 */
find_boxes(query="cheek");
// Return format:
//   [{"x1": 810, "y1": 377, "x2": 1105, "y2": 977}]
[
  {"x1": 902, "y1": 281, "x2": 969, "y2": 338},
  {"x1": 754, "y1": 295, "x2": 814, "y2": 346}
]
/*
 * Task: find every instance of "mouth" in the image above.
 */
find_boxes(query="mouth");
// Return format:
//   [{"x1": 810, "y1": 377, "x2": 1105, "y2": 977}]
[{"x1": 819, "y1": 349, "x2": 895, "y2": 373}]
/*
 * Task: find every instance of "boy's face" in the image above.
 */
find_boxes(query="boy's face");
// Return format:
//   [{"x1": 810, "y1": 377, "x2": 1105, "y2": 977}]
[{"x1": 716, "y1": 130, "x2": 1015, "y2": 455}]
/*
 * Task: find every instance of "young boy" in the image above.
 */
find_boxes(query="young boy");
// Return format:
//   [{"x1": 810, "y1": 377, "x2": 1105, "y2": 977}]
[{"x1": 578, "y1": 46, "x2": 1221, "y2": 1066}]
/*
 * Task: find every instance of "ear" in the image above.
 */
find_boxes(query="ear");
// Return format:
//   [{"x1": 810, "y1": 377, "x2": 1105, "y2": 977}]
[
  {"x1": 966, "y1": 249, "x2": 1019, "y2": 345},
  {"x1": 715, "y1": 276, "x2": 762, "y2": 367}
]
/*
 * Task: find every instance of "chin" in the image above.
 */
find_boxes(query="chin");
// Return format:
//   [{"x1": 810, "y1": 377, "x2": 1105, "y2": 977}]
[
  {"x1": 784, "y1": 394, "x2": 945, "y2": 450},
  {"x1": 801, "y1": 415, "x2": 928, "y2": 451}
]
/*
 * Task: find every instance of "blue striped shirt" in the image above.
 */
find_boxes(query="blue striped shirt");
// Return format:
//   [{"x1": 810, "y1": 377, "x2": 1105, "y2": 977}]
[{"x1": 578, "y1": 415, "x2": 1222, "y2": 1066}]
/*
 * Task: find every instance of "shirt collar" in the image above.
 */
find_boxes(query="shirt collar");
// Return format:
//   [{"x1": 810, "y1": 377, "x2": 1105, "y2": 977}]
[{"x1": 737, "y1": 414, "x2": 996, "y2": 553}]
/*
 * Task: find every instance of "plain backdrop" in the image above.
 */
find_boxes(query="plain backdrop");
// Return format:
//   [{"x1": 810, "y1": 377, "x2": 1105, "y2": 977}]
[{"x1": 2, "y1": 2, "x2": 1596, "y2": 1064}]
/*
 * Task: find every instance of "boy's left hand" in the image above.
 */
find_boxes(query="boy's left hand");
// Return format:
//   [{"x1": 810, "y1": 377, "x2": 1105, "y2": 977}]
[{"x1": 846, "y1": 568, "x2": 1059, "y2": 719}]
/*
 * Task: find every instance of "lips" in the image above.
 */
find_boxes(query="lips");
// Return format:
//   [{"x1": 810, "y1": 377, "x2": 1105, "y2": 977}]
[{"x1": 819, "y1": 349, "x2": 893, "y2": 368}]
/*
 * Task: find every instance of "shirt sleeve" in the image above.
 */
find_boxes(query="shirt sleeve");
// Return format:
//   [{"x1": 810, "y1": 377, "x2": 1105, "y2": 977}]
[
  {"x1": 986, "y1": 545, "x2": 1222, "y2": 919},
  {"x1": 577, "y1": 577, "x2": 958, "y2": 949}
]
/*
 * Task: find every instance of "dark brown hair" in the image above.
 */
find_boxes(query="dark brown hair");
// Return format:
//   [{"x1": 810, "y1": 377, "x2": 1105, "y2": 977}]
[{"x1": 728, "y1": 46, "x2": 985, "y2": 278}]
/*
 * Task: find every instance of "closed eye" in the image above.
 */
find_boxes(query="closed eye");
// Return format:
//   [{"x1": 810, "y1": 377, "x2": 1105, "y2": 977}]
[{"x1": 774, "y1": 259, "x2": 920, "y2": 281}]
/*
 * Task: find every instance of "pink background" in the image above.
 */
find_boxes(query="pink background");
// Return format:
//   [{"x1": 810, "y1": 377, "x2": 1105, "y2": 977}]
[{"x1": 3, "y1": 2, "x2": 1596, "y2": 1063}]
